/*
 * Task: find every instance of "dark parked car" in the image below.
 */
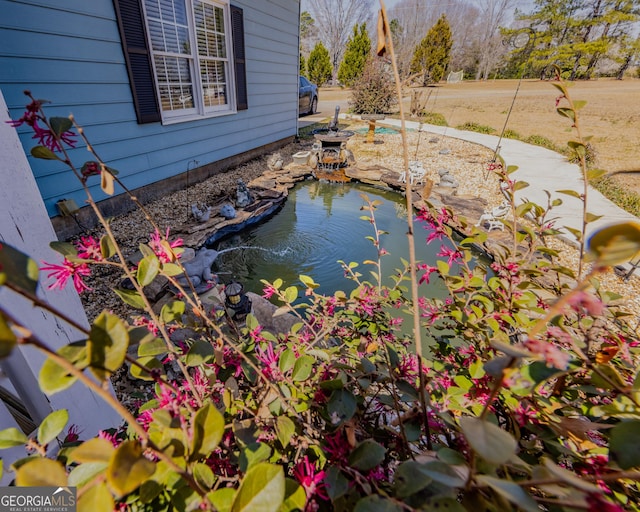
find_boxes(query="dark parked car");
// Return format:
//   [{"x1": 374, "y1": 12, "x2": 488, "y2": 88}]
[{"x1": 298, "y1": 76, "x2": 318, "y2": 116}]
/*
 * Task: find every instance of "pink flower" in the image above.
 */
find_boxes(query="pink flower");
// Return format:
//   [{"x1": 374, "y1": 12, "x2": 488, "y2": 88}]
[
  {"x1": 293, "y1": 456, "x2": 328, "y2": 501},
  {"x1": 98, "y1": 429, "x2": 121, "y2": 447},
  {"x1": 417, "y1": 264, "x2": 438, "y2": 284},
  {"x1": 40, "y1": 258, "x2": 91, "y2": 293},
  {"x1": 148, "y1": 228, "x2": 183, "y2": 263},
  {"x1": 32, "y1": 122, "x2": 76, "y2": 152},
  {"x1": 63, "y1": 424, "x2": 81, "y2": 443},
  {"x1": 437, "y1": 245, "x2": 462, "y2": 265},
  {"x1": 262, "y1": 284, "x2": 277, "y2": 299},
  {"x1": 513, "y1": 403, "x2": 539, "y2": 427},
  {"x1": 74, "y1": 236, "x2": 103, "y2": 261},
  {"x1": 586, "y1": 494, "x2": 624, "y2": 512},
  {"x1": 566, "y1": 291, "x2": 604, "y2": 316},
  {"x1": 255, "y1": 342, "x2": 283, "y2": 380},
  {"x1": 524, "y1": 338, "x2": 571, "y2": 370}
]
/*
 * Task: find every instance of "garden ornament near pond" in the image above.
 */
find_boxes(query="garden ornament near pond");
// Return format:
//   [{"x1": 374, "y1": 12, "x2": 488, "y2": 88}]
[
  {"x1": 224, "y1": 281, "x2": 252, "y2": 321},
  {"x1": 475, "y1": 200, "x2": 510, "y2": 231},
  {"x1": 191, "y1": 203, "x2": 212, "y2": 223},
  {"x1": 235, "y1": 179, "x2": 252, "y2": 208},
  {"x1": 175, "y1": 247, "x2": 219, "y2": 292}
]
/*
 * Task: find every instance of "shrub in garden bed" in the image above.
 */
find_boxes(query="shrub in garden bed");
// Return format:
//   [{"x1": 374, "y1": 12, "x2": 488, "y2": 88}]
[{"x1": 2, "y1": 77, "x2": 640, "y2": 512}]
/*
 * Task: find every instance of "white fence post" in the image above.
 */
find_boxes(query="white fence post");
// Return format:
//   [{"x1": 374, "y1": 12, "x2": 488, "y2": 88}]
[{"x1": 0, "y1": 89, "x2": 121, "y2": 484}]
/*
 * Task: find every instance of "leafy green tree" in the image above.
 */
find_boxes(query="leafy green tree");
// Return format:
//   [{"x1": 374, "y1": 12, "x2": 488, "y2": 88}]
[
  {"x1": 410, "y1": 14, "x2": 453, "y2": 86},
  {"x1": 307, "y1": 42, "x2": 332, "y2": 85},
  {"x1": 337, "y1": 23, "x2": 371, "y2": 86},
  {"x1": 512, "y1": 0, "x2": 640, "y2": 80}
]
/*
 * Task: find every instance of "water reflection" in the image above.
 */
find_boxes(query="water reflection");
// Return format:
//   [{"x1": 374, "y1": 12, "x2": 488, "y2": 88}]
[{"x1": 210, "y1": 180, "x2": 457, "y2": 301}]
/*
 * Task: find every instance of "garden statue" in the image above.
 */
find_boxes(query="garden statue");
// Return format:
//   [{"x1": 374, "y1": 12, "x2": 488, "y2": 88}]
[
  {"x1": 219, "y1": 203, "x2": 236, "y2": 219},
  {"x1": 235, "y1": 179, "x2": 252, "y2": 208},
  {"x1": 191, "y1": 203, "x2": 211, "y2": 223},
  {"x1": 175, "y1": 247, "x2": 219, "y2": 292}
]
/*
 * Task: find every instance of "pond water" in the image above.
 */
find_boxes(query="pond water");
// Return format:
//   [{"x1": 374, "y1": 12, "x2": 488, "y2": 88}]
[{"x1": 210, "y1": 180, "x2": 453, "y2": 299}]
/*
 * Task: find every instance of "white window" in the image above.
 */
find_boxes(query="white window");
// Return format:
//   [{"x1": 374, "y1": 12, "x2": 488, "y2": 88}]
[{"x1": 143, "y1": 0, "x2": 235, "y2": 123}]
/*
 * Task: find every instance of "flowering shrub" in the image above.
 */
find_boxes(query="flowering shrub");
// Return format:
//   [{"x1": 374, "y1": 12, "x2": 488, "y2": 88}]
[{"x1": 2, "y1": 75, "x2": 640, "y2": 512}]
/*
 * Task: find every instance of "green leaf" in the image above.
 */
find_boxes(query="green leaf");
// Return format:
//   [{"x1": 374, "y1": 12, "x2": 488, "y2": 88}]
[
  {"x1": 513, "y1": 181, "x2": 529, "y2": 191},
  {"x1": 88, "y1": 311, "x2": 129, "y2": 381},
  {"x1": 0, "y1": 242, "x2": 39, "y2": 296},
  {"x1": 194, "y1": 462, "x2": 215, "y2": 490},
  {"x1": 586, "y1": 221, "x2": 640, "y2": 266},
  {"x1": 354, "y1": 495, "x2": 404, "y2": 512},
  {"x1": 0, "y1": 312, "x2": 17, "y2": 358},
  {"x1": 39, "y1": 341, "x2": 87, "y2": 394},
  {"x1": 542, "y1": 458, "x2": 600, "y2": 492},
  {"x1": 113, "y1": 287, "x2": 146, "y2": 309},
  {"x1": 476, "y1": 475, "x2": 539, "y2": 512},
  {"x1": 610, "y1": 420, "x2": 640, "y2": 470},
  {"x1": 161, "y1": 300, "x2": 186, "y2": 323},
  {"x1": 460, "y1": 416, "x2": 516, "y2": 465},
  {"x1": 137, "y1": 337, "x2": 168, "y2": 357},
  {"x1": 327, "y1": 389, "x2": 357, "y2": 426},
  {"x1": 37, "y1": 409, "x2": 69, "y2": 446},
  {"x1": 556, "y1": 107, "x2": 575, "y2": 121},
  {"x1": 283, "y1": 286, "x2": 298, "y2": 304},
  {"x1": 107, "y1": 440, "x2": 156, "y2": 498},
  {"x1": 557, "y1": 189, "x2": 582, "y2": 199},
  {"x1": 209, "y1": 488, "x2": 236, "y2": 512},
  {"x1": 50, "y1": 116, "x2": 72, "y2": 136},
  {"x1": 299, "y1": 274, "x2": 319, "y2": 289},
  {"x1": 421, "y1": 461, "x2": 467, "y2": 487},
  {"x1": 275, "y1": 416, "x2": 296, "y2": 449},
  {"x1": 71, "y1": 438, "x2": 115, "y2": 463},
  {"x1": 78, "y1": 482, "x2": 114, "y2": 512},
  {"x1": 324, "y1": 466, "x2": 349, "y2": 500},
  {"x1": 348, "y1": 439, "x2": 386, "y2": 471},
  {"x1": 68, "y1": 461, "x2": 109, "y2": 487},
  {"x1": 191, "y1": 402, "x2": 225, "y2": 460},
  {"x1": 231, "y1": 462, "x2": 285, "y2": 512},
  {"x1": 50, "y1": 241, "x2": 79, "y2": 260},
  {"x1": 585, "y1": 212, "x2": 603, "y2": 223},
  {"x1": 101, "y1": 170, "x2": 115, "y2": 195},
  {"x1": 31, "y1": 145, "x2": 60, "y2": 160},
  {"x1": 280, "y1": 478, "x2": 306, "y2": 512},
  {"x1": 185, "y1": 340, "x2": 215, "y2": 367},
  {"x1": 16, "y1": 458, "x2": 67, "y2": 486},
  {"x1": 291, "y1": 355, "x2": 314, "y2": 381},
  {"x1": 0, "y1": 427, "x2": 28, "y2": 448},
  {"x1": 587, "y1": 168, "x2": 607, "y2": 181},
  {"x1": 394, "y1": 460, "x2": 432, "y2": 497},
  {"x1": 239, "y1": 442, "x2": 272, "y2": 472},
  {"x1": 279, "y1": 349, "x2": 295, "y2": 373},
  {"x1": 130, "y1": 355, "x2": 164, "y2": 381},
  {"x1": 137, "y1": 255, "x2": 160, "y2": 287},
  {"x1": 100, "y1": 235, "x2": 116, "y2": 259}
]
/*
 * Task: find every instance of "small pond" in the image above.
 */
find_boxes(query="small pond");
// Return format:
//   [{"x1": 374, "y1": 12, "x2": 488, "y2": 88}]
[{"x1": 210, "y1": 180, "x2": 455, "y2": 299}]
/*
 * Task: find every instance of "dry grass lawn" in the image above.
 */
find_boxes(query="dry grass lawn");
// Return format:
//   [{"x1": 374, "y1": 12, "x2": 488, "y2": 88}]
[{"x1": 321, "y1": 78, "x2": 640, "y2": 194}]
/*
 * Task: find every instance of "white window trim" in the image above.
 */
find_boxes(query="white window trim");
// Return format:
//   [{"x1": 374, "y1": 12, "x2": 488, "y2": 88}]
[{"x1": 142, "y1": 0, "x2": 237, "y2": 125}]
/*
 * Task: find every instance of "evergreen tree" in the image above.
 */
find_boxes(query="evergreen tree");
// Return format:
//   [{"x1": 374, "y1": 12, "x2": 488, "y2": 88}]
[
  {"x1": 410, "y1": 14, "x2": 453, "y2": 86},
  {"x1": 512, "y1": 0, "x2": 640, "y2": 80},
  {"x1": 337, "y1": 23, "x2": 371, "y2": 86},
  {"x1": 300, "y1": 53, "x2": 307, "y2": 78},
  {"x1": 307, "y1": 42, "x2": 333, "y2": 85}
]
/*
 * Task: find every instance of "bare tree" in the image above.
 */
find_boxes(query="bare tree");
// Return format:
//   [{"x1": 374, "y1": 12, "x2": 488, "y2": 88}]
[
  {"x1": 306, "y1": 0, "x2": 374, "y2": 83},
  {"x1": 473, "y1": 0, "x2": 517, "y2": 80}
]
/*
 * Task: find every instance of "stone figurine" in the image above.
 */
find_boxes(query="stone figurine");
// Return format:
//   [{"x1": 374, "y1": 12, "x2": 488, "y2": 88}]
[
  {"x1": 220, "y1": 203, "x2": 236, "y2": 219},
  {"x1": 191, "y1": 203, "x2": 212, "y2": 223},
  {"x1": 175, "y1": 248, "x2": 219, "y2": 292},
  {"x1": 235, "y1": 179, "x2": 252, "y2": 208}
]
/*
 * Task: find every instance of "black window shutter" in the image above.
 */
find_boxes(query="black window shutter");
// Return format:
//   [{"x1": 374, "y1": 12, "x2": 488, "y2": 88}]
[
  {"x1": 113, "y1": 0, "x2": 161, "y2": 123},
  {"x1": 231, "y1": 5, "x2": 248, "y2": 111}
]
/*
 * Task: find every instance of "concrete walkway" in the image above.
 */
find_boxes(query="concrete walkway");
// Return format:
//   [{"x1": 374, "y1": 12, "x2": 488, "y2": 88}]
[{"x1": 370, "y1": 117, "x2": 638, "y2": 244}]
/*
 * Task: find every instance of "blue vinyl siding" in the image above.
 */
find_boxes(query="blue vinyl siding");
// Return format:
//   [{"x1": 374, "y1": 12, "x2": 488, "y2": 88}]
[{"x1": 0, "y1": 0, "x2": 301, "y2": 216}]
